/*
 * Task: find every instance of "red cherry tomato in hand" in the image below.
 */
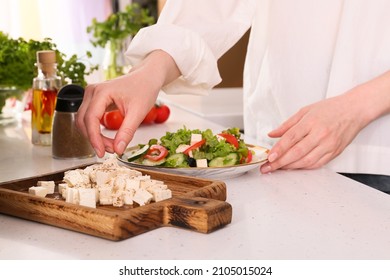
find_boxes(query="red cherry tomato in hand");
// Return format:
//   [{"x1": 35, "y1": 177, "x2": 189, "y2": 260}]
[
  {"x1": 155, "y1": 104, "x2": 170, "y2": 123},
  {"x1": 101, "y1": 110, "x2": 124, "y2": 130},
  {"x1": 142, "y1": 106, "x2": 158, "y2": 124}
]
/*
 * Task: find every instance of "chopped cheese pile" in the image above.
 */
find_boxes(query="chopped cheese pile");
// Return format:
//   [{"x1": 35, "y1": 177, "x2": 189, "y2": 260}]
[{"x1": 29, "y1": 158, "x2": 172, "y2": 208}]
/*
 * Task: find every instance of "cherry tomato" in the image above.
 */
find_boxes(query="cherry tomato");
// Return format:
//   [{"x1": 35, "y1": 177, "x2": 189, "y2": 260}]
[
  {"x1": 218, "y1": 133, "x2": 239, "y2": 149},
  {"x1": 155, "y1": 104, "x2": 170, "y2": 123},
  {"x1": 142, "y1": 106, "x2": 158, "y2": 124},
  {"x1": 102, "y1": 110, "x2": 124, "y2": 130},
  {"x1": 183, "y1": 139, "x2": 206, "y2": 155},
  {"x1": 144, "y1": 144, "x2": 168, "y2": 161}
]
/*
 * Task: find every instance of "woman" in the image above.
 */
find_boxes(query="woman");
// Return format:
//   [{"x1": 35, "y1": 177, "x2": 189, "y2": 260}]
[{"x1": 76, "y1": 0, "x2": 390, "y2": 191}]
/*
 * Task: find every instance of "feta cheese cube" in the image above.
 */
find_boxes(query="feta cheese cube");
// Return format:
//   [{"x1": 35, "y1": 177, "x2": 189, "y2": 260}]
[
  {"x1": 95, "y1": 170, "x2": 112, "y2": 187},
  {"x1": 98, "y1": 187, "x2": 112, "y2": 203},
  {"x1": 78, "y1": 188, "x2": 96, "y2": 208},
  {"x1": 37, "y1": 181, "x2": 55, "y2": 194},
  {"x1": 133, "y1": 189, "x2": 153, "y2": 206},
  {"x1": 65, "y1": 188, "x2": 79, "y2": 204},
  {"x1": 64, "y1": 170, "x2": 89, "y2": 187},
  {"x1": 99, "y1": 197, "x2": 113, "y2": 205},
  {"x1": 190, "y1": 133, "x2": 202, "y2": 145},
  {"x1": 28, "y1": 186, "x2": 48, "y2": 197},
  {"x1": 125, "y1": 178, "x2": 140, "y2": 191},
  {"x1": 196, "y1": 159, "x2": 208, "y2": 168},
  {"x1": 112, "y1": 195, "x2": 124, "y2": 207},
  {"x1": 58, "y1": 183, "x2": 68, "y2": 199},
  {"x1": 153, "y1": 189, "x2": 172, "y2": 202},
  {"x1": 123, "y1": 189, "x2": 135, "y2": 205}
]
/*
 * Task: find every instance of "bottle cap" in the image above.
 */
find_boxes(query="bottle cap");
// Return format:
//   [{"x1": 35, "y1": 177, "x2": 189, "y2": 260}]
[
  {"x1": 36, "y1": 50, "x2": 56, "y2": 64},
  {"x1": 55, "y1": 84, "x2": 84, "y2": 113}
]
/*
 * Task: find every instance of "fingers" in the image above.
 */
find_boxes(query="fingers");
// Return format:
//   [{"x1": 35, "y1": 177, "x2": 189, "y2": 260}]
[
  {"x1": 268, "y1": 107, "x2": 308, "y2": 138},
  {"x1": 76, "y1": 84, "x2": 110, "y2": 158},
  {"x1": 260, "y1": 127, "x2": 317, "y2": 173},
  {"x1": 260, "y1": 103, "x2": 347, "y2": 173},
  {"x1": 260, "y1": 144, "x2": 333, "y2": 173},
  {"x1": 263, "y1": 113, "x2": 312, "y2": 171},
  {"x1": 113, "y1": 109, "x2": 143, "y2": 155}
]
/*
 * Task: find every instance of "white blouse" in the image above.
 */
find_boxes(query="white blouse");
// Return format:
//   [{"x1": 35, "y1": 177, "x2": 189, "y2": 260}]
[{"x1": 126, "y1": 0, "x2": 390, "y2": 176}]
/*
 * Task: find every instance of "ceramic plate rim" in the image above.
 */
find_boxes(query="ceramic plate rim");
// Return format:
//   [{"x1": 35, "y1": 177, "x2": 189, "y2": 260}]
[{"x1": 117, "y1": 144, "x2": 268, "y2": 173}]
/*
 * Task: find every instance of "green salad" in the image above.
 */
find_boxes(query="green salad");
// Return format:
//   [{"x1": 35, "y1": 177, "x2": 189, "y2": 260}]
[{"x1": 127, "y1": 127, "x2": 255, "y2": 168}]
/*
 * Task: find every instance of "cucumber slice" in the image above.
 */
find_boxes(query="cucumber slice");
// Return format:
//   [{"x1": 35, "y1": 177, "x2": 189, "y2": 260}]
[
  {"x1": 208, "y1": 157, "x2": 224, "y2": 167},
  {"x1": 165, "y1": 153, "x2": 189, "y2": 167},
  {"x1": 141, "y1": 158, "x2": 166, "y2": 166},
  {"x1": 225, "y1": 153, "x2": 239, "y2": 166},
  {"x1": 126, "y1": 145, "x2": 149, "y2": 162},
  {"x1": 209, "y1": 153, "x2": 238, "y2": 167}
]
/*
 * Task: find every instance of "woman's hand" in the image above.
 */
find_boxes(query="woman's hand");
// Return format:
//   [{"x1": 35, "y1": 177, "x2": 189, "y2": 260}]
[
  {"x1": 76, "y1": 50, "x2": 180, "y2": 157},
  {"x1": 260, "y1": 71, "x2": 390, "y2": 173}
]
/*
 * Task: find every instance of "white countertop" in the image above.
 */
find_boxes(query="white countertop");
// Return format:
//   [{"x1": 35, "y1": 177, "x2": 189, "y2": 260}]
[{"x1": 1, "y1": 106, "x2": 390, "y2": 260}]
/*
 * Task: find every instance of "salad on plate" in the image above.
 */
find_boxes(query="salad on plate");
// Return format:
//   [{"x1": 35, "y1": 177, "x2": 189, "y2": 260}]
[{"x1": 124, "y1": 127, "x2": 268, "y2": 169}]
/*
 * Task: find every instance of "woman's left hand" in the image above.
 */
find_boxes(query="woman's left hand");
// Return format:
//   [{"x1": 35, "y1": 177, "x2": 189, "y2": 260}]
[{"x1": 260, "y1": 91, "x2": 369, "y2": 173}]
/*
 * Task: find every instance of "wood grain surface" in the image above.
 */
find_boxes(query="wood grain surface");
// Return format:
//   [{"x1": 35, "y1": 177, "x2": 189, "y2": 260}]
[{"x1": 0, "y1": 164, "x2": 232, "y2": 241}]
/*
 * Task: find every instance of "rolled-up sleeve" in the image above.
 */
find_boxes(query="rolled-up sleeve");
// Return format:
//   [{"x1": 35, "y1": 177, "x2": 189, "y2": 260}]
[{"x1": 125, "y1": 0, "x2": 256, "y2": 95}]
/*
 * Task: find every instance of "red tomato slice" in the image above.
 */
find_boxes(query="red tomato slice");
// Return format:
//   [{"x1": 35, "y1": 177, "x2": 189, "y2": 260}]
[
  {"x1": 246, "y1": 150, "x2": 253, "y2": 163},
  {"x1": 183, "y1": 139, "x2": 206, "y2": 155},
  {"x1": 218, "y1": 133, "x2": 239, "y2": 149},
  {"x1": 144, "y1": 145, "x2": 168, "y2": 161}
]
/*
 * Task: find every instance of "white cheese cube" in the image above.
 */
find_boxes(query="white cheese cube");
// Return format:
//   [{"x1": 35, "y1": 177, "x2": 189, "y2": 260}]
[
  {"x1": 123, "y1": 189, "x2": 135, "y2": 205},
  {"x1": 113, "y1": 174, "x2": 127, "y2": 192},
  {"x1": 196, "y1": 159, "x2": 208, "y2": 168},
  {"x1": 99, "y1": 197, "x2": 113, "y2": 205},
  {"x1": 99, "y1": 187, "x2": 112, "y2": 202},
  {"x1": 116, "y1": 166, "x2": 142, "y2": 178},
  {"x1": 133, "y1": 189, "x2": 153, "y2": 206},
  {"x1": 140, "y1": 179, "x2": 157, "y2": 189},
  {"x1": 125, "y1": 178, "x2": 140, "y2": 191},
  {"x1": 64, "y1": 170, "x2": 89, "y2": 187},
  {"x1": 190, "y1": 133, "x2": 203, "y2": 145},
  {"x1": 78, "y1": 188, "x2": 96, "y2": 208},
  {"x1": 58, "y1": 183, "x2": 68, "y2": 192},
  {"x1": 112, "y1": 195, "x2": 124, "y2": 207},
  {"x1": 65, "y1": 188, "x2": 79, "y2": 204},
  {"x1": 95, "y1": 170, "x2": 112, "y2": 187},
  {"x1": 37, "y1": 181, "x2": 55, "y2": 194},
  {"x1": 28, "y1": 186, "x2": 48, "y2": 197},
  {"x1": 153, "y1": 189, "x2": 172, "y2": 202},
  {"x1": 58, "y1": 183, "x2": 68, "y2": 199}
]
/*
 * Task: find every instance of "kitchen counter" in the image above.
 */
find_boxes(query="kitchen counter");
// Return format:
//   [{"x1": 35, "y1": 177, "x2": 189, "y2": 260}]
[{"x1": 1, "y1": 105, "x2": 390, "y2": 260}]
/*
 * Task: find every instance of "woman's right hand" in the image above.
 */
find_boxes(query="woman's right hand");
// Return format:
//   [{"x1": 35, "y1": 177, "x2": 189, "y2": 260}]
[{"x1": 76, "y1": 50, "x2": 181, "y2": 157}]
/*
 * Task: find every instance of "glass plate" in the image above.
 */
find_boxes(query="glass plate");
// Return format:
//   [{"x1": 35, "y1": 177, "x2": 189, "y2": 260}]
[{"x1": 117, "y1": 144, "x2": 268, "y2": 180}]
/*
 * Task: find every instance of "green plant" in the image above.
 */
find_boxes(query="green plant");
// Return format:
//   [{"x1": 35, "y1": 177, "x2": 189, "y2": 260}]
[
  {"x1": 87, "y1": 3, "x2": 155, "y2": 79},
  {"x1": 87, "y1": 3, "x2": 155, "y2": 48},
  {"x1": 0, "y1": 31, "x2": 98, "y2": 111}
]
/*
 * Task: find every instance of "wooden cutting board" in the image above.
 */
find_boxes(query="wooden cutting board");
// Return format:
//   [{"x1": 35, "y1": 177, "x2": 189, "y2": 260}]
[{"x1": 0, "y1": 163, "x2": 232, "y2": 241}]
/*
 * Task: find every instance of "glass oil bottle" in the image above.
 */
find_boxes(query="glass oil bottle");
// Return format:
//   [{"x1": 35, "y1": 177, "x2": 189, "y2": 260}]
[{"x1": 31, "y1": 50, "x2": 62, "y2": 145}]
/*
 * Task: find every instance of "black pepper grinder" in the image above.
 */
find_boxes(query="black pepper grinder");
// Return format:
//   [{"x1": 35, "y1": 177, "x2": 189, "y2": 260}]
[{"x1": 52, "y1": 84, "x2": 95, "y2": 159}]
